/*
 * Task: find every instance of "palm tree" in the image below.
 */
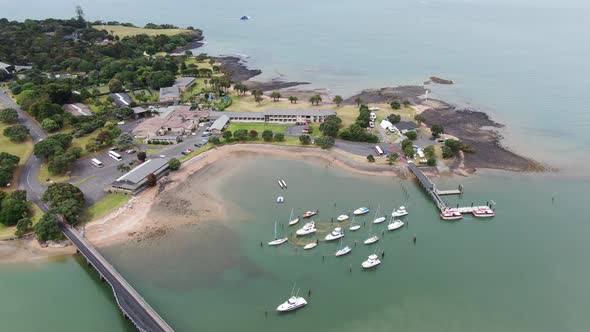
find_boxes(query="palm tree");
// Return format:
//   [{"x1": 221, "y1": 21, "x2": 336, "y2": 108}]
[
  {"x1": 270, "y1": 91, "x2": 281, "y2": 102},
  {"x1": 309, "y1": 94, "x2": 322, "y2": 106},
  {"x1": 333, "y1": 95, "x2": 343, "y2": 107},
  {"x1": 288, "y1": 96, "x2": 298, "y2": 104},
  {"x1": 354, "y1": 97, "x2": 363, "y2": 107},
  {"x1": 252, "y1": 89, "x2": 264, "y2": 103}
]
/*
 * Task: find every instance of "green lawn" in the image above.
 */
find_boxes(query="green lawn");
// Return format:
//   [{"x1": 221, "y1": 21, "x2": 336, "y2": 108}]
[
  {"x1": 38, "y1": 163, "x2": 71, "y2": 184},
  {"x1": 0, "y1": 121, "x2": 34, "y2": 190},
  {"x1": 86, "y1": 193, "x2": 132, "y2": 222},
  {"x1": 94, "y1": 25, "x2": 191, "y2": 38},
  {"x1": 226, "y1": 122, "x2": 290, "y2": 134}
]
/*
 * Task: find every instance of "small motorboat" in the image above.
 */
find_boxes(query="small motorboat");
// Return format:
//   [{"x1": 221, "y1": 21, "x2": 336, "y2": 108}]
[
  {"x1": 335, "y1": 245, "x2": 351, "y2": 257},
  {"x1": 277, "y1": 295, "x2": 307, "y2": 312},
  {"x1": 303, "y1": 241, "x2": 318, "y2": 250},
  {"x1": 288, "y1": 208, "x2": 299, "y2": 226},
  {"x1": 387, "y1": 219, "x2": 405, "y2": 231},
  {"x1": 373, "y1": 216, "x2": 386, "y2": 224},
  {"x1": 364, "y1": 235, "x2": 379, "y2": 245},
  {"x1": 353, "y1": 207, "x2": 370, "y2": 215},
  {"x1": 361, "y1": 254, "x2": 381, "y2": 269},
  {"x1": 337, "y1": 214, "x2": 349, "y2": 222},
  {"x1": 302, "y1": 210, "x2": 318, "y2": 218},
  {"x1": 325, "y1": 227, "x2": 344, "y2": 241},
  {"x1": 277, "y1": 196, "x2": 285, "y2": 203},
  {"x1": 296, "y1": 221, "x2": 316, "y2": 236},
  {"x1": 349, "y1": 216, "x2": 361, "y2": 231},
  {"x1": 440, "y1": 209, "x2": 463, "y2": 220},
  {"x1": 472, "y1": 206, "x2": 495, "y2": 218},
  {"x1": 240, "y1": 15, "x2": 251, "y2": 21},
  {"x1": 392, "y1": 206, "x2": 408, "y2": 217}
]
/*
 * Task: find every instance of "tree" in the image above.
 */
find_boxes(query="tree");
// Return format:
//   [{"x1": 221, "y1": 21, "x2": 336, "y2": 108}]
[
  {"x1": 309, "y1": 94, "x2": 322, "y2": 106},
  {"x1": 367, "y1": 154, "x2": 375, "y2": 162},
  {"x1": 431, "y1": 124, "x2": 444, "y2": 138},
  {"x1": 274, "y1": 133, "x2": 285, "y2": 142},
  {"x1": 108, "y1": 78, "x2": 124, "y2": 93},
  {"x1": 0, "y1": 152, "x2": 20, "y2": 187},
  {"x1": 427, "y1": 157, "x2": 437, "y2": 166},
  {"x1": 252, "y1": 89, "x2": 263, "y2": 103},
  {"x1": 249, "y1": 130, "x2": 258, "y2": 139},
  {"x1": 34, "y1": 213, "x2": 63, "y2": 242},
  {"x1": 315, "y1": 136, "x2": 335, "y2": 149},
  {"x1": 414, "y1": 114, "x2": 426, "y2": 124},
  {"x1": 233, "y1": 129, "x2": 248, "y2": 141},
  {"x1": 75, "y1": 5, "x2": 86, "y2": 27},
  {"x1": 386, "y1": 114, "x2": 401, "y2": 124},
  {"x1": 299, "y1": 134, "x2": 311, "y2": 145},
  {"x1": 319, "y1": 115, "x2": 342, "y2": 138},
  {"x1": 390, "y1": 101, "x2": 401, "y2": 110},
  {"x1": 117, "y1": 164, "x2": 131, "y2": 173},
  {"x1": 0, "y1": 108, "x2": 18, "y2": 124},
  {"x1": 137, "y1": 151, "x2": 147, "y2": 162},
  {"x1": 147, "y1": 173, "x2": 157, "y2": 187},
  {"x1": 115, "y1": 133, "x2": 134, "y2": 149},
  {"x1": 270, "y1": 91, "x2": 281, "y2": 102},
  {"x1": 333, "y1": 95, "x2": 343, "y2": 107},
  {"x1": 3, "y1": 124, "x2": 30, "y2": 142},
  {"x1": 210, "y1": 136, "x2": 221, "y2": 145},
  {"x1": 354, "y1": 97, "x2": 363, "y2": 107},
  {"x1": 222, "y1": 130, "x2": 233, "y2": 141},
  {"x1": 405, "y1": 131, "x2": 418, "y2": 140},
  {"x1": 168, "y1": 158, "x2": 181, "y2": 171},
  {"x1": 288, "y1": 96, "x2": 298, "y2": 104},
  {"x1": 47, "y1": 148, "x2": 82, "y2": 175},
  {"x1": 262, "y1": 130, "x2": 273, "y2": 142},
  {"x1": 34, "y1": 134, "x2": 72, "y2": 160},
  {"x1": 28, "y1": 100, "x2": 63, "y2": 121},
  {"x1": 41, "y1": 118, "x2": 60, "y2": 132},
  {"x1": 0, "y1": 191, "x2": 29, "y2": 226},
  {"x1": 387, "y1": 153, "x2": 399, "y2": 165},
  {"x1": 15, "y1": 217, "x2": 33, "y2": 238}
]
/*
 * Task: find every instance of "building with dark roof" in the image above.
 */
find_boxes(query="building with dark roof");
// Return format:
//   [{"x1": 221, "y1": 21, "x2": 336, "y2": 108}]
[
  {"x1": 159, "y1": 86, "x2": 180, "y2": 103},
  {"x1": 111, "y1": 93, "x2": 132, "y2": 107},
  {"x1": 393, "y1": 121, "x2": 419, "y2": 134},
  {"x1": 173, "y1": 77, "x2": 196, "y2": 92},
  {"x1": 108, "y1": 158, "x2": 170, "y2": 194},
  {"x1": 209, "y1": 115, "x2": 229, "y2": 134}
]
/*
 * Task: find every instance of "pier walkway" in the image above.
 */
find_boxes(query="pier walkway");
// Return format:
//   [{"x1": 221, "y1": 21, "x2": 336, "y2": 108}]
[{"x1": 58, "y1": 221, "x2": 174, "y2": 332}]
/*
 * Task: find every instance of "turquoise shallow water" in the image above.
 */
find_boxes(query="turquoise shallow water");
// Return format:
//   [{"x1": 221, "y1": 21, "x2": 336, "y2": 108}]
[{"x1": 3, "y1": 158, "x2": 587, "y2": 331}]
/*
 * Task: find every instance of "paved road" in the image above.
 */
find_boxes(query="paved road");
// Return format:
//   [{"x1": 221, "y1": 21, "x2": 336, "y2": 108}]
[
  {"x1": 59, "y1": 221, "x2": 173, "y2": 332},
  {"x1": 333, "y1": 140, "x2": 393, "y2": 157},
  {"x1": 1, "y1": 90, "x2": 47, "y2": 205}
]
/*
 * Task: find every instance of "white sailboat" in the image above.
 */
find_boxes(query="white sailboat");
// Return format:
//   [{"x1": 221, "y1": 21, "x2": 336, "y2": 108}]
[
  {"x1": 349, "y1": 216, "x2": 361, "y2": 231},
  {"x1": 288, "y1": 208, "x2": 299, "y2": 226},
  {"x1": 361, "y1": 254, "x2": 381, "y2": 269},
  {"x1": 364, "y1": 221, "x2": 379, "y2": 245},
  {"x1": 372, "y1": 204, "x2": 386, "y2": 224},
  {"x1": 335, "y1": 238, "x2": 352, "y2": 256},
  {"x1": 268, "y1": 221, "x2": 288, "y2": 246},
  {"x1": 325, "y1": 227, "x2": 344, "y2": 241}
]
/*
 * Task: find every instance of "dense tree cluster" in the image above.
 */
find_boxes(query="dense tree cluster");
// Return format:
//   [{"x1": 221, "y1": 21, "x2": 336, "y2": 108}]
[
  {"x1": 41, "y1": 183, "x2": 86, "y2": 226},
  {"x1": 0, "y1": 152, "x2": 20, "y2": 187},
  {"x1": 0, "y1": 108, "x2": 18, "y2": 123},
  {"x1": 442, "y1": 139, "x2": 475, "y2": 159},
  {"x1": 319, "y1": 115, "x2": 342, "y2": 138},
  {"x1": 0, "y1": 190, "x2": 30, "y2": 227},
  {"x1": 3, "y1": 124, "x2": 30, "y2": 142}
]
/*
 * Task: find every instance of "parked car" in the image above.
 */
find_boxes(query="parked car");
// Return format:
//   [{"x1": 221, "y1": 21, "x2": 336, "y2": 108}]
[
  {"x1": 181, "y1": 148, "x2": 194, "y2": 155},
  {"x1": 126, "y1": 149, "x2": 136, "y2": 154}
]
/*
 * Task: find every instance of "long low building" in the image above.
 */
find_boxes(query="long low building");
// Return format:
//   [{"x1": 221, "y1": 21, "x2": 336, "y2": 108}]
[
  {"x1": 209, "y1": 109, "x2": 336, "y2": 124},
  {"x1": 107, "y1": 158, "x2": 170, "y2": 194}
]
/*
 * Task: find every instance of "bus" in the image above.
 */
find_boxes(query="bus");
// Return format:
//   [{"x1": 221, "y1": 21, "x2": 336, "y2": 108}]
[
  {"x1": 374, "y1": 145, "x2": 384, "y2": 156},
  {"x1": 91, "y1": 158, "x2": 103, "y2": 168},
  {"x1": 108, "y1": 151, "x2": 122, "y2": 161}
]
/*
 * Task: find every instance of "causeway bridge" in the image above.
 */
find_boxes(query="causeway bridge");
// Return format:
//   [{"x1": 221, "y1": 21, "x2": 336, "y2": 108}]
[{"x1": 58, "y1": 221, "x2": 174, "y2": 332}]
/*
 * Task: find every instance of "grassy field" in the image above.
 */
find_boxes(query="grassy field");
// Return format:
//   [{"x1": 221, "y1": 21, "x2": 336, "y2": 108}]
[
  {"x1": 86, "y1": 193, "x2": 132, "y2": 222},
  {"x1": 0, "y1": 202, "x2": 43, "y2": 240},
  {"x1": 38, "y1": 163, "x2": 71, "y2": 184},
  {"x1": 226, "y1": 122, "x2": 290, "y2": 134},
  {"x1": 94, "y1": 25, "x2": 191, "y2": 38}
]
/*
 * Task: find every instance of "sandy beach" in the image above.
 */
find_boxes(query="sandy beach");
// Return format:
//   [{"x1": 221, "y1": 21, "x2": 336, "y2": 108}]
[{"x1": 0, "y1": 144, "x2": 405, "y2": 264}]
